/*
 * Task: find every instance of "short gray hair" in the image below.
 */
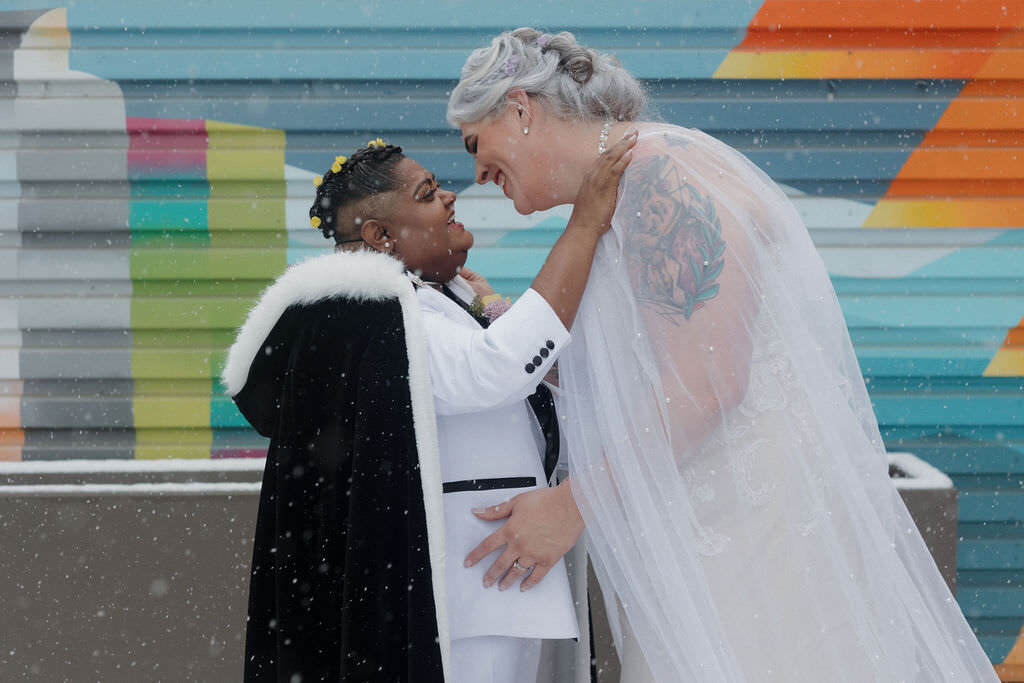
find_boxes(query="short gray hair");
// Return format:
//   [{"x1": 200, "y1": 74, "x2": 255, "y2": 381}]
[{"x1": 446, "y1": 28, "x2": 648, "y2": 126}]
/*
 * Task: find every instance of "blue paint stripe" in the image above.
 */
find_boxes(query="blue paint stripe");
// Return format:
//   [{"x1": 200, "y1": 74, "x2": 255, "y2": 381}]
[
  {"x1": 69, "y1": 27, "x2": 752, "y2": 50},
  {"x1": 72, "y1": 48, "x2": 735, "y2": 81},
  {"x1": 57, "y1": 1, "x2": 764, "y2": 31}
]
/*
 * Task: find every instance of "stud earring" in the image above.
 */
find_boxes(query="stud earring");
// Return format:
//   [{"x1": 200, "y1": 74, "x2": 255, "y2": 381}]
[
  {"x1": 523, "y1": 127, "x2": 529, "y2": 135},
  {"x1": 384, "y1": 241, "x2": 391, "y2": 249}
]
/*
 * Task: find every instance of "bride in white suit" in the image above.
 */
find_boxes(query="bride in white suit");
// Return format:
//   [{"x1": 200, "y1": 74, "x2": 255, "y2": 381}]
[{"x1": 305, "y1": 136, "x2": 633, "y2": 682}]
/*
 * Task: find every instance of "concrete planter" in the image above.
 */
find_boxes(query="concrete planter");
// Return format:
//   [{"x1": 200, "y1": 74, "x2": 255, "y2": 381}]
[
  {"x1": 0, "y1": 452, "x2": 957, "y2": 681},
  {"x1": 0, "y1": 459, "x2": 262, "y2": 682}
]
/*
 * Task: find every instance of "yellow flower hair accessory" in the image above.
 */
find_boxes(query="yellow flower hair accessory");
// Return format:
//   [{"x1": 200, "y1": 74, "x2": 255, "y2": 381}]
[
  {"x1": 310, "y1": 216, "x2": 322, "y2": 228},
  {"x1": 367, "y1": 137, "x2": 386, "y2": 148},
  {"x1": 313, "y1": 175, "x2": 323, "y2": 187},
  {"x1": 331, "y1": 161, "x2": 342, "y2": 173},
  {"x1": 335, "y1": 155, "x2": 347, "y2": 164}
]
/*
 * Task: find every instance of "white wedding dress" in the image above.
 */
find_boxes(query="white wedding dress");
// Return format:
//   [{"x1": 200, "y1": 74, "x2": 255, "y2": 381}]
[{"x1": 558, "y1": 124, "x2": 997, "y2": 681}]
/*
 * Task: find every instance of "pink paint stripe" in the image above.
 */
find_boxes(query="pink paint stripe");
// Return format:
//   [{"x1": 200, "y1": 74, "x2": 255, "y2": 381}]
[{"x1": 127, "y1": 116, "x2": 209, "y2": 151}]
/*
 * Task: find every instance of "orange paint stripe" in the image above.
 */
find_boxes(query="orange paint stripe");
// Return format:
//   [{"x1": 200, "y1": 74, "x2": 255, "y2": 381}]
[
  {"x1": 885, "y1": 179, "x2": 1024, "y2": 198},
  {"x1": 0, "y1": 427, "x2": 25, "y2": 461},
  {"x1": 933, "y1": 98, "x2": 1022, "y2": 131},
  {"x1": 920, "y1": 131, "x2": 1024, "y2": 147},
  {"x1": 1006, "y1": 327, "x2": 1024, "y2": 346},
  {"x1": 738, "y1": 29, "x2": 1020, "y2": 50},
  {"x1": 713, "y1": 49, "x2": 1022, "y2": 79},
  {"x1": 958, "y1": 80, "x2": 1024, "y2": 96},
  {"x1": 748, "y1": 1, "x2": 1024, "y2": 32},
  {"x1": 895, "y1": 148, "x2": 1024, "y2": 180},
  {"x1": 0, "y1": 428, "x2": 25, "y2": 445},
  {"x1": 976, "y1": 52, "x2": 1024, "y2": 78}
]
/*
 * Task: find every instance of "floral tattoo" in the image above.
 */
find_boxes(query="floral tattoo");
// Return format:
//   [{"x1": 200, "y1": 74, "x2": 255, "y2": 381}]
[{"x1": 621, "y1": 153, "x2": 726, "y2": 322}]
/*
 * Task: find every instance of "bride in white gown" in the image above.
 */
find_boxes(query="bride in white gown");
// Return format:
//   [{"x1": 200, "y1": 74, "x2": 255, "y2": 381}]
[{"x1": 447, "y1": 28, "x2": 997, "y2": 681}]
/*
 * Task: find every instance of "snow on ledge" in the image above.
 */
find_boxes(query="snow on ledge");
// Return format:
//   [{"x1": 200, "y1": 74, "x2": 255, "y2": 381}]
[{"x1": 888, "y1": 452, "x2": 954, "y2": 491}]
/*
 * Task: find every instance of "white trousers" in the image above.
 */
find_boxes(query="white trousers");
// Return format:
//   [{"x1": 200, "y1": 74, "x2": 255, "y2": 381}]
[{"x1": 450, "y1": 635, "x2": 542, "y2": 683}]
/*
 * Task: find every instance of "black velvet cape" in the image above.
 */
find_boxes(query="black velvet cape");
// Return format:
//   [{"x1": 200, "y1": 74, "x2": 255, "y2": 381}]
[{"x1": 230, "y1": 284, "x2": 445, "y2": 682}]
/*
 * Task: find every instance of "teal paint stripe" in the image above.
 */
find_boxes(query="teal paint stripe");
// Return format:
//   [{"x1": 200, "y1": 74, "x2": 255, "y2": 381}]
[
  {"x1": 857, "y1": 355, "x2": 990, "y2": 377},
  {"x1": 961, "y1": 540, "x2": 1024, "y2": 570},
  {"x1": 871, "y1": 397, "x2": 1024, "y2": 427},
  {"x1": 836, "y1": 279, "x2": 1024, "y2": 295},
  {"x1": 211, "y1": 427, "x2": 268, "y2": 450},
  {"x1": 882, "y1": 426, "x2": 1024, "y2": 446},
  {"x1": 210, "y1": 395, "x2": 250, "y2": 429},
  {"x1": 909, "y1": 450, "x2": 1024, "y2": 476},
  {"x1": 840, "y1": 295, "x2": 1024, "y2": 329},
  {"x1": 130, "y1": 201, "x2": 208, "y2": 230},
  {"x1": 465, "y1": 249, "x2": 548, "y2": 281},
  {"x1": 959, "y1": 491, "x2": 1024, "y2": 523},
  {"x1": 851, "y1": 327, "x2": 1022, "y2": 345},
  {"x1": 959, "y1": 587, "x2": 1024, "y2": 619}
]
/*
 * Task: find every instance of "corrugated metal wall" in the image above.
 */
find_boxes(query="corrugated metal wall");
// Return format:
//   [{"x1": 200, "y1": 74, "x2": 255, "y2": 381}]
[{"x1": 0, "y1": 0, "x2": 1020, "y2": 665}]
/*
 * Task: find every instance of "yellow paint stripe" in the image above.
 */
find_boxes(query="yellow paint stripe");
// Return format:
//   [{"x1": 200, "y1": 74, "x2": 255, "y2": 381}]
[
  {"x1": 134, "y1": 428, "x2": 214, "y2": 460},
  {"x1": 863, "y1": 199, "x2": 1024, "y2": 228},
  {"x1": 713, "y1": 49, "x2": 1020, "y2": 79}
]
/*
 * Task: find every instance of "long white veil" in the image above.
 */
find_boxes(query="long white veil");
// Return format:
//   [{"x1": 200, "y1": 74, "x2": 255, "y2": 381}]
[{"x1": 559, "y1": 124, "x2": 996, "y2": 681}]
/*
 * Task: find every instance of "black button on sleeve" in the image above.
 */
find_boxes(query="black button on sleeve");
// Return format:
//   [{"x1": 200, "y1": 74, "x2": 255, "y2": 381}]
[
  {"x1": 539, "y1": 347, "x2": 549, "y2": 358},
  {"x1": 525, "y1": 363, "x2": 536, "y2": 374},
  {"x1": 532, "y1": 355, "x2": 542, "y2": 366},
  {"x1": 545, "y1": 340, "x2": 555, "y2": 350}
]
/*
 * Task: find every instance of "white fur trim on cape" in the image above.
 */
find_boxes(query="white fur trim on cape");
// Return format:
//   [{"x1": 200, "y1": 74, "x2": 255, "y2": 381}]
[
  {"x1": 222, "y1": 249, "x2": 408, "y2": 396},
  {"x1": 222, "y1": 249, "x2": 451, "y2": 679}
]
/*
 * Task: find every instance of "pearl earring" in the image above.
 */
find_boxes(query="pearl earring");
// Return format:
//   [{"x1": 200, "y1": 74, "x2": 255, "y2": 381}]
[
  {"x1": 523, "y1": 127, "x2": 529, "y2": 135},
  {"x1": 384, "y1": 241, "x2": 391, "y2": 249}
]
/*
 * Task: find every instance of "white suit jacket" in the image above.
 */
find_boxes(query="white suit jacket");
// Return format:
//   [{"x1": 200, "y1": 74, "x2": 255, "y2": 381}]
[{"x1": 417, "y1": 276, "x2": 579, "y2": 642}]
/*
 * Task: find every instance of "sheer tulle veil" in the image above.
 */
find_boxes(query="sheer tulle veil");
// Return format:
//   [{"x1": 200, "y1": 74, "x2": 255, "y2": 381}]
[{"x1": 558, "y1": 124, "x2": 997, "y2": 681}]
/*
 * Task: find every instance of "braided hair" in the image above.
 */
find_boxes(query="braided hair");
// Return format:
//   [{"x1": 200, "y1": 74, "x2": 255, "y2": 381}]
[{"x1": 309, "y1": 143, "x2": 405, "y2": 245}]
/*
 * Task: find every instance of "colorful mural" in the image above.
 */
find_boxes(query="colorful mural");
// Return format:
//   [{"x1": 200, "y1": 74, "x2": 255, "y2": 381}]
[{"x1": 0, "y1": 0, "x2": 1021, "y2": 666}]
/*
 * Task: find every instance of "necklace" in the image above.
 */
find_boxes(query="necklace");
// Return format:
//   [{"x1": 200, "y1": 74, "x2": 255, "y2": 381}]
[{"x1": 597, "y1": 119, "x2": 614, "y2": 154}]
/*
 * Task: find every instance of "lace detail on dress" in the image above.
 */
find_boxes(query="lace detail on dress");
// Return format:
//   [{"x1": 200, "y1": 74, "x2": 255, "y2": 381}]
[
  {"x1": 683, "y1": 466, "x2": 716, "y2": 503},
  {"x1": 727, "y1": 437, "x2": 773, "y2": 506},
  {"x1": 691, "y1": 515, "x2": 731, "y2": 557}
]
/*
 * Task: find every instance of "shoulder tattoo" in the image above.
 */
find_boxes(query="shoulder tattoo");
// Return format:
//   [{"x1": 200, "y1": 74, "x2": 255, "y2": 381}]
[{"x1": 620, "y1": 153, "x2": 726, "y2": 322}]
